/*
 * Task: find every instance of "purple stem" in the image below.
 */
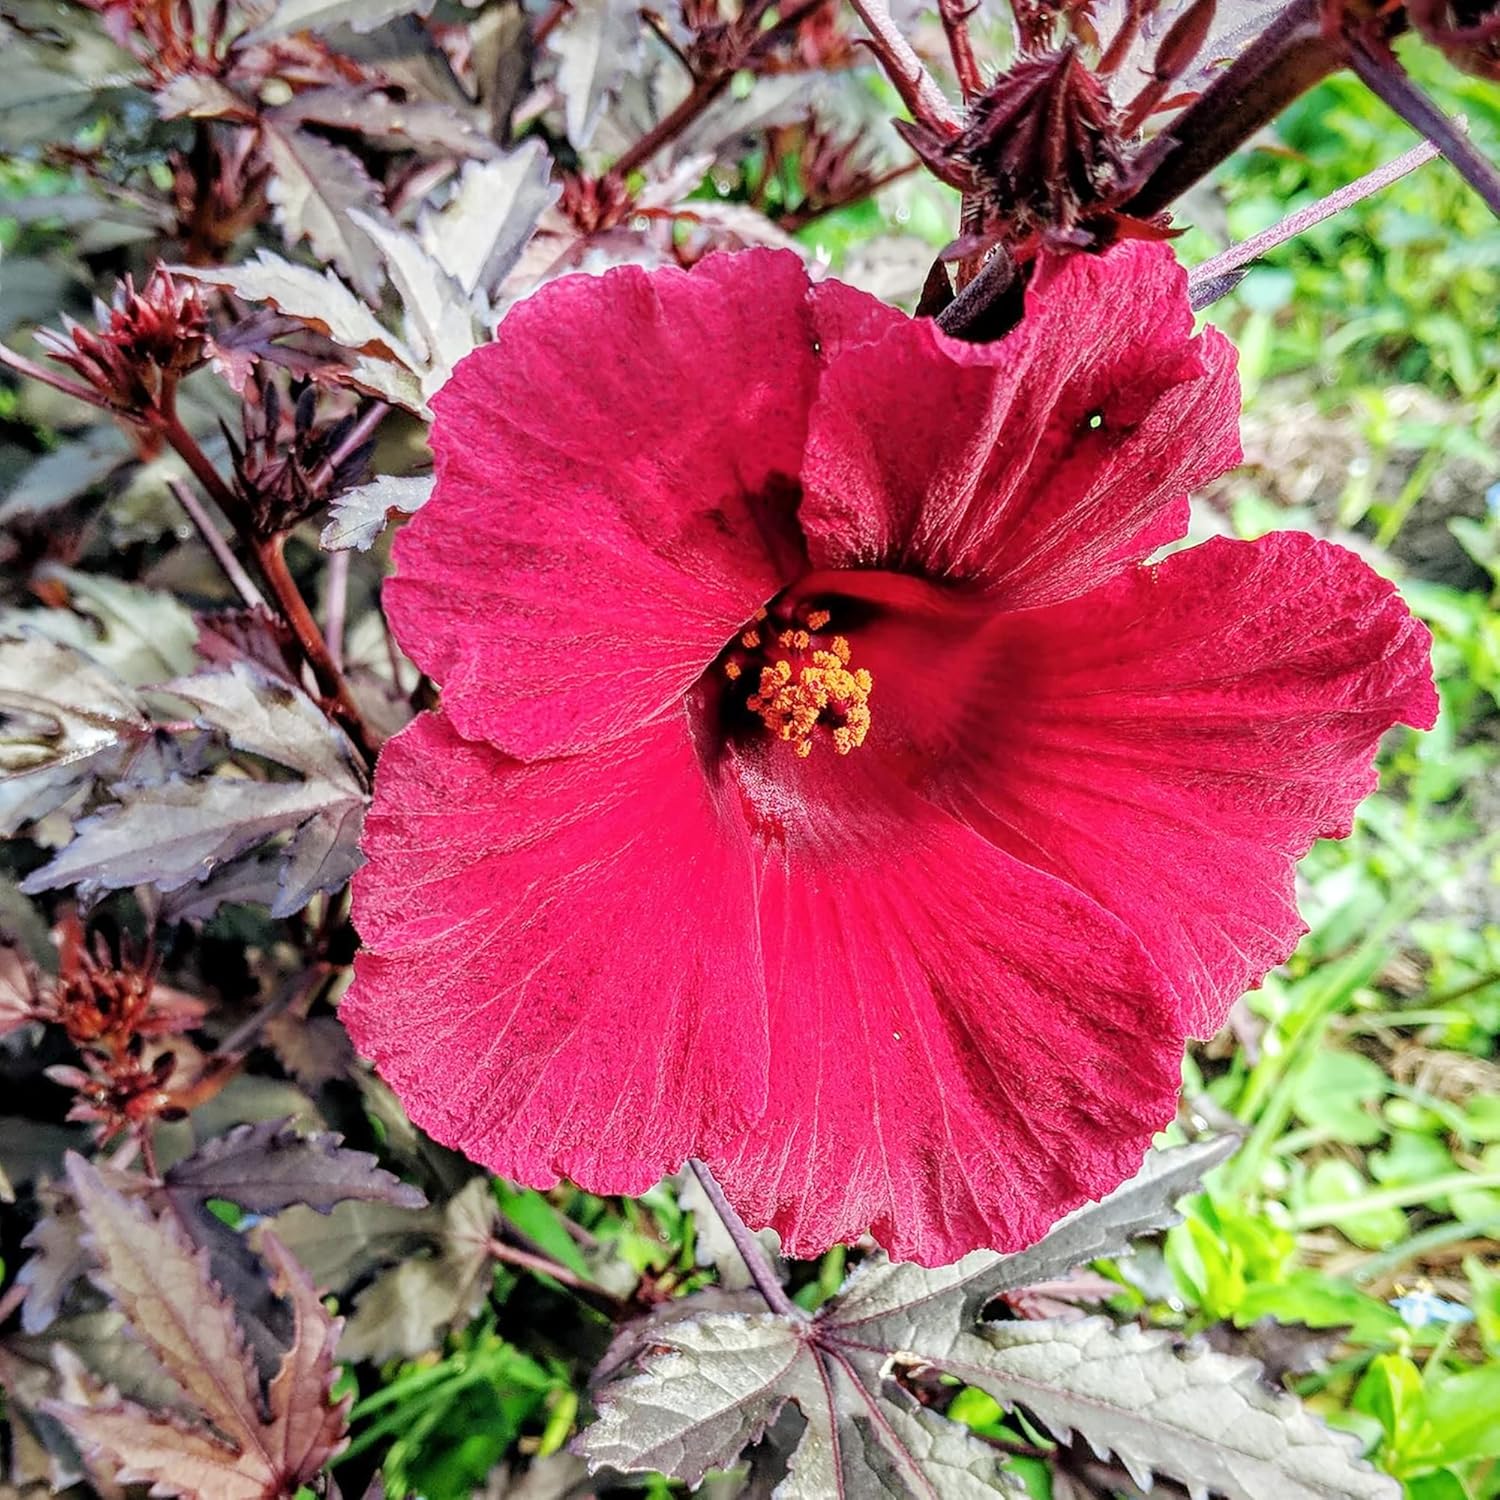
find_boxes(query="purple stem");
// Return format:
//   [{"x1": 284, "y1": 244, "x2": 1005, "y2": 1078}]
[
  {"x1": 688, "y1": 1160, "x2": 802, "y2": 1318},
  {"x1": 325, "y1": 548, "x2": 350, "y2": 672},
  {"x1": 1122, "y1": 0, "x2": 1339, "y2": 219},
  {"x1": 1346, "y1": 44, "x2": 1500, "y2": 219},
  {"x1": 168, "y1": 477, "x2": 268, "y2": 611},
  {"x1": 1188, "y1": 138, "x2": 1441, "y2": 309}
]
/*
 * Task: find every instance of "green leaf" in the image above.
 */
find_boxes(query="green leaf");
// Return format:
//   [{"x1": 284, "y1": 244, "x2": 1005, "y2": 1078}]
[
  {"x1": 1236, "y1": 1270, "x2": 1402, "y2": 1347},
  {"x1": 1303, "y1": 1161, "x2": 1408, "y2": 1249},
  {"x1": 1423, "y1": 1364, "x2": 1500, "y2": 1467},
  {"x1": 493, "y1": 1184, "x2": 591, "y2": 1279},
  {"x1": 1292, "y1": 1051, "x2": 1389, "y2": 1145}
]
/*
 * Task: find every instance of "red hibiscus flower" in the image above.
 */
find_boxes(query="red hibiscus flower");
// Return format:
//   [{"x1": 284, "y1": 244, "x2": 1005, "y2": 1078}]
[{"x1": 344, "y1": 244, "x2": 1435, "y2": 1266}]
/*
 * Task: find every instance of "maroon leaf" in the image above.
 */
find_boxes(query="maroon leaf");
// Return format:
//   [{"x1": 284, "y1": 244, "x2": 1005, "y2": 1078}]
[
  {"x1": 44, "y1": 1153, "x2": 351, "y2": 1500},
  {"x1": 162, "y1": 1118, "x2": 426, "y2": 1217}
]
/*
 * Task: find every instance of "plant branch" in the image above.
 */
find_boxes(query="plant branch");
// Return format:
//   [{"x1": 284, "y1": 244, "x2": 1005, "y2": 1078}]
[
  {"x1": 1122, "y1": 0, "x2": 1340, "y2": 219},
  {"x1": 149, "y1": 397, "x2": 378, "y2": 766},
  {"x1": 311, "y1": 400, "x2": 388, "y2": 495},
  {"x1": 1346, "y1": 44, "x2": 1500, "y2": 218},
  {"x1": 484, "y1": 1238, "x2": 628, "y2": 1315},
  {"x1": 848, "y1": 0, "x2": 960, "y2": 133},
  {"x1": 532, "y1": 0, "x2": 571, "y2": 45},
  {"x1": 778, "y1": 160, "x2": 921, "y2": 231},
  {"x1": 1188, "y1": 137, "x2": 1441, "y2": 308},
  {"x1": 256, "y1": 534, "x2": 376, "y2": 762},
  {"x1": 612, "y1": 71, "x2": 737, "y2": 178},
  {"x1": 613, "y1": 0, "x2": 843, "y2": 178},
  {"x1": 936, "y1": 0, "x2": 983, "y2": 100},
  {"x1": 325, "y1": 549, "x2": 350, "y2": 673},
  {"x1": 0, "y1": 341, "x2": 111, "y2": 409},
  {"x1": 688, "y1": 1159, "x2": 801, "y2": 1318},
  {"x1": 167, "y1": 477, "x2": 268, "y2": 611}
]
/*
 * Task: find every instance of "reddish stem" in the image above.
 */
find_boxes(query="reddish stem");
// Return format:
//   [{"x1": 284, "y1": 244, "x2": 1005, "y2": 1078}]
[
  {"x1": 256, "y1": 533, "x2": 376, "y2": 763},
  {"x1": 937, "y1": 0, "x2": 984, "y2": 99},
  {"x1": 0, "y1": 342, "x2": 111, "y2": 409},
  {"x1": 778, "y1": 160, "x2": 921, "y2": 230},
  {"x1": 483, "y1": 1238, "x2": 628, "y2": 1314},
  {"x1": 150, "y1": 398, "x2": 378, "y2": 766},
  {"x1": 688, "y1": 1159, "x2": 802, "y2": 1318},
  {"x1": 532, "y1": 0, "x2": 571, "y2": 45},
  {"x1": 311, "y1": 400, "x2": 388, "y2": 494},
  {"x1": 1097, "y1": 3, "x2": 1144, "y2": 75},
  {"x1": 612, "y1": 0, "x2": 841, "y2": 179},
  {"x1": 612, "y1": 70, "x2": 737, "y2": 178},
  {"x1": 1122, "y1": 0, "x2": 1340, "y2": 218},
  {"x1": 848, "y1": 0, "x2": 961, "y2": 134}
]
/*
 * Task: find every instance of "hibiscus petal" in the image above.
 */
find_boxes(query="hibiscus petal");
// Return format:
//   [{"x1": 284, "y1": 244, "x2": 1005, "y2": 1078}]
[
  {"x1": 801, "y1": 241, "x2": 1241, "y2": 606},
  {"x1": 387, "y1": 250, "x2": 899, "y2": 759},
  {"x1": 343, "y1": 710, "x2": 768, "y2": 1192},
  {"x1": 709, "y1": 751, "x2": 1184, "y2": 1267},
  {"x1": 939, "y1": 531, "x2": 1438, "y2": 1038}
]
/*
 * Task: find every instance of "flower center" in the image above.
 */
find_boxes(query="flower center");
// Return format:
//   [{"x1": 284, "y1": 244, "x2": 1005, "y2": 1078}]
[{"x1": 722, "y1": 604, "x2": 873, "y2": 758}]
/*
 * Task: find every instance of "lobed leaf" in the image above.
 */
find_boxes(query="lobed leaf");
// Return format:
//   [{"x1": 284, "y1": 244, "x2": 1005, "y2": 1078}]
[
  {"x1": 928, "y1": 1319, "x2": 1397, "y2": 1500},
  {"x1": 175, "y1": 251, "x2": 411, "y2": 361},
  {"x1": 551, "y1": 0, "x2": 642, "y2": 148},
  {"x1": 347, "y1": 211, "x2": 479, "y2": 389},
  {"x1": 62, "y1": 1155, "x2": 264, "y2": 1457},
  {"x1": 167, "y1": 661, "x2": 365, "y2": 784},
  {"x1": 0, "y1": 634, "x2": 152, "y2": 837},
  {"x1": 162, "y1": 1118, "x2": 426, "y2": 1218},
  {"x1": 49, "y1": 1155, "x2": 351, "y2": 1498},
  {"x1": 582, "y1": 1141, "x2": 1396, "y2": 1499},
  {"x1": 22, "y1": 663, "x2": 369, "y2": 911},
  {"x1": 242, "y1": 0, "x2": 436, "y2": 41},
  {"x1": 419, "y1": 145, "x2": 561, "y2": 297},
  {"x1": 321, "y1": 473, "x2": 435, "y2": 552},
  {"x1": 260, "y1": 124, "x2": 391, "y2": 299},
  {"x1": 20, "y1": 775, "x2": 351, "y2": 898},
  {"x1": 337, "y1": 1176, "x2": 497, "y2": 1363}
]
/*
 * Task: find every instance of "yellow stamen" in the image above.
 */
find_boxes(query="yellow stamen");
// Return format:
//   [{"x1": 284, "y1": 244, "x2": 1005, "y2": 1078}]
[{"x1": 746, "y1": 638, "x2": 873, "y2": 758}]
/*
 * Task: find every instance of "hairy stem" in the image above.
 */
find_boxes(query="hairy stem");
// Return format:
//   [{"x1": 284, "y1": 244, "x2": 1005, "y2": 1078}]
[
  {"x1": 849, "y1": 0, "x2": 961, "y2": 133},
  {"x1": 1188, "y1": 137, "x2": 1441, "y2": 308},
  {"x1": 688, "y1": 1160, "x2": 801, "y2": 1318},
  {"x1": 1346, "y1": 44, "x2": 1500, "y2": 218},
  {"x1": 937, "y1": 0, "x2": 984, "y2": 99}
]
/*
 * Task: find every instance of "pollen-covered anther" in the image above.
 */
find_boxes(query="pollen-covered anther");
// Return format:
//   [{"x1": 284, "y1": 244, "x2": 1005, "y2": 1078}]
[{"x1": 744, "y1": 632, "x2": 874, "y2": 757}]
